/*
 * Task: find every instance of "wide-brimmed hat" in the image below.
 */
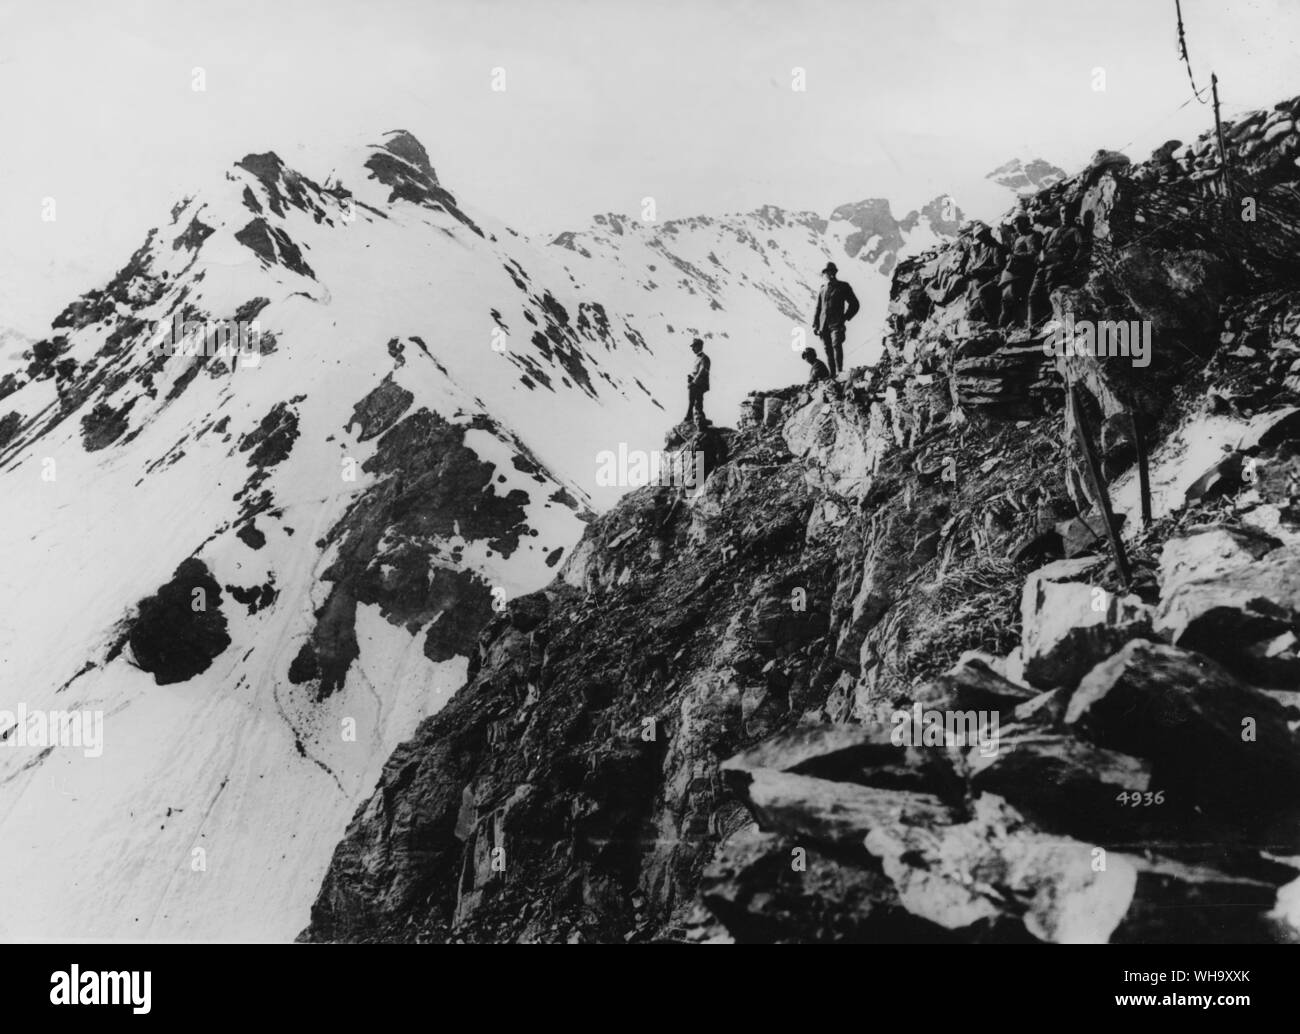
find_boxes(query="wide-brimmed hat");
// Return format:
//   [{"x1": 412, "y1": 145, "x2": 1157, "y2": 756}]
[{"x1": 821, "y1": 262, "x2": 838, "y2": 275}]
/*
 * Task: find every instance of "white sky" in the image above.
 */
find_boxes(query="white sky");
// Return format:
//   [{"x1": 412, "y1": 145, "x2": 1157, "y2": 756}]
[{"x1": 2, "y1": 0, "x2": 1298, "y2": 335}]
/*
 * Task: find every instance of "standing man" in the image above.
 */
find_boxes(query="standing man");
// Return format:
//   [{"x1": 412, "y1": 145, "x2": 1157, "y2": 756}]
[
  {"x1": 1027, "y1": 202, "x2": 1085, "y2": 327},
  {"x1": 998, "y1": 214, "x2": 1042, "y2": 329},
  {"x1": 964, "y1": 222, "x2": 1006, "y2": 326},
  {"x1": 812, "y1": 262, "x2": 859, "y2": 378},
  {"x1": 685, "y1": 337, "x2": 710, "y2": 426}
]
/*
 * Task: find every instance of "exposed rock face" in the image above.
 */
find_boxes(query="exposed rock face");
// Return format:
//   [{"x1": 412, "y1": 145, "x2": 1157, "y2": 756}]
[
  {"x1": 127, "y1": 558, "x2": 231, "y2": 684},
  {"x1": 1158, "y1": 523, "x2": 1281, "y2": 593},
  {"x1": 831, "y1": 196, "x2": 963, "y2": 276},
  {"x1": 302, "y1": 93, "x2": 1300, "y2": 944},
  {"x1": 291, "y1": 408, "x2": 537, "y2": 697},
  {"x1": 781, "y1": 390, "x2": 883, "y2": 499},
  {"x1": 1020, "y1": 557, "x2": 1152, "y2": 687},
  {"x1": 363, "y1": 129, "x2": 483, "y2": 236},
  {"x1": 1155, "y1": 544, "x2": 1300, "y2": 685},
  {"x1": 986, "y1": 158, "x2": 1068, "y2": 196},
  {"x1": 864, "y1": 793, "x2": 1137, "y2": 944}
]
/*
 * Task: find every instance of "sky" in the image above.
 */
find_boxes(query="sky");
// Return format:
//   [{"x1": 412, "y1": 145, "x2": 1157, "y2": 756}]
[{"x1": 1, "y1": 0, "x2": 1298, "y2": 336}]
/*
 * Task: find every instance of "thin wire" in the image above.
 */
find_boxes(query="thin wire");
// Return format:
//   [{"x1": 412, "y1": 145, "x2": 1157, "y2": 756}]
[
  {"x1": 1175, "y1": 0, "x2": 1210, "y2": 104},
  {"x1": 1114, "y1": 94, "x2": 1200, "y2": 157}
]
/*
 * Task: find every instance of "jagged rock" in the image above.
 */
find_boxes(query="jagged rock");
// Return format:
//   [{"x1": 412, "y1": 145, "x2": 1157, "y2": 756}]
[
  {"x1": 1158, "y1": 523, "x2": 1280, "y2": 595},
  {"x1": 912, "y1": 654, "x2": 1040, "y2": 714},
  {"x1": 1265, "y1": 120, "x2": 1296, "y2": 144},
  {"x1": 1020, "y1": 558, "x2": 1152, "y2": 688},
  {"x1": 299, "y1": 98, "x2": 1300, "y2": 944},
  {"x1": 662, "y1": 422, "x2": 729, "y2": 483},
  {"x1": 1237, "y1": 405, "x2": 1300, "y2": 451},
  {"x1": 740, "y1": 681, "x2": 787, "y2": 739},
  {"x1": 1065, "y1": 640, "x2": 1300, "y2": 809},
  {"x1": 685, "y1": 457, "x2": 790, "y2": 551},
  {"x1": 0, "y1": 410, "x2": 21, "y2": 448},
  {"x1": 950, "y1": 338, "x2": 1052, "y2": 412},
  {"x1": 804, "y1": 496, "x2": 850, "y2": 546},
  {"x1": 781, "y1": 394, "x2": 883, "y2": 499},
  {"x1": 722, "y1": 723, "x2": 958, "y2": 798},
  {"x1": 1154, "y1": 544, "x2": 1300, "y2": 685},
  {"x1": 723, "y1": 767, "x2": 953, "y2": 848},
  {"x1": 80, "y1": 399, "x2": 135, "y2": 452},
  {"x1": 751, "y1": 595, "x2": 828, "y2": 654},
  {"x1": 863, "y1": 793, "x2": 1138, "y2": 943},
  {"x1": 1011, "y1": 686, "x2": 1073, "y2": 728},
  {"x1": 347, "y1": 375, "x2": 414, "y2": 441},
  {"x1": 1055, "y1": 513, "x2": 1108, "y2": 558},
  {"x1": 1113, "y1": 854, "x2": 1296, "y2": 943},
  {"x1": 1011, "y1": 526, "x2": 1064, "y2": 566},
  {"x1": 739, "y1": 394, "x2": 765, "y2": 427},
  {"x1": 1271, "y1": 873, "x2": 1300, "y2": 940},
  {"x1": 1183, "y1": 451, "x2": 1244, "y2": 505},
  {"x1": 503, "y1": 592, "x2": 550, "y2": 633},
  {"x1": 832, "y1": 504, "x2": 928, "y2": 673},
  {"x1": 127, "y1": 558, "x2": 231, "y2": 684},
  {"x1": 700, "y1": 826, "x2": 938, "y2": 943},
  {"x1": 967, "y1": 728, "x2": 1154, "y2": 838}
]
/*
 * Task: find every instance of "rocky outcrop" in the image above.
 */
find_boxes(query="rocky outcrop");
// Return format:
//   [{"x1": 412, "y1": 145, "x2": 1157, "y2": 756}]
[
  {"x1": 986, "y1": 158, "x2": 1068, "y2": 196},
  {"x1": 1020, "y1": 557, "x2": 1152, "y2": 687},
  {"x1": 1155, "y1": 543, "x2": 1300, "y2": 685},
  {"x1": 126, "y1": 558, "x2": 231, "y2": 685},
  {"x1": 301, "y1": 92, "x2": 1300, "y2": 945}
]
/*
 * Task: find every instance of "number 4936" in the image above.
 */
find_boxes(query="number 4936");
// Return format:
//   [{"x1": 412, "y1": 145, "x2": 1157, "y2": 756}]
[{"x1": 1116, "y1": 790, "x2": 1165, "y2": 807}]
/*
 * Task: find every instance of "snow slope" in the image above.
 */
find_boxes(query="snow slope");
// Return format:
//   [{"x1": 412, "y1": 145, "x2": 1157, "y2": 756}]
[
  {"x1": 0, "y1": 132, "x2": 663, "y2": 940},
  {"x1": 545, "y1": 193, "x2": 965, "y2": 422},
  {"x1": 0, "y1": 129, "x2": 1048, "y2": 941}
]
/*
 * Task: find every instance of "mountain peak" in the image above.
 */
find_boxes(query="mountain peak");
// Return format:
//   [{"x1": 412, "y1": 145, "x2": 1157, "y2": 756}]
[
  {"x1": 375, "y1": 129, "x2": 440, "y2": 185},
  {"x1": 362, "y1": 129, "x2": 479, "y2": 232},
  {"x1": 985, "y1": 157, "x2": 1067, "y2": 196}
]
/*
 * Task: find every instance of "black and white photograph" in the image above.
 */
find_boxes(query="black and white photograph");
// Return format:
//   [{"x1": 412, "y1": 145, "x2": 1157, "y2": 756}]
[{"x1": 1, "y1": 0, "x2": 1298, "y2": 1003}]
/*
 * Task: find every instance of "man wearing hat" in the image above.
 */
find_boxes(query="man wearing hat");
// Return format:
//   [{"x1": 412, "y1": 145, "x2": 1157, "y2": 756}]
[
  {"x1": 963, "y1": 221, "x2": 1007, "y2": 325},
  {"x1": 812, "y1": 262, "x2": 859, "y2": 378},
  {"x1": 685, "y1": 337, "x2": 710, "y2": 426},
  {"x1": 1027, "y1": 201, "x2": 1085, "y2": 327},
  {"x1": 801, "y1": 347, "x2": 831, "y2": 385}
]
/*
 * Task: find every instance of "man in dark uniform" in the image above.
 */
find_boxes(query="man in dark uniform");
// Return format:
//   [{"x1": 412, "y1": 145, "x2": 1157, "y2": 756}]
[
  {"x1": 1028, "y1": 202, "x2": 1085, "y2": 327},
  {"x1": 812, "y1": 262, "x2": 859, "y2": 378},
  {"x1": 998, "y1": 214, "x2": 1042, "y2": 329},
  {"x1": 801, "y1": 346, "x2": 831, "y2": 384},
  {"x1": 685, "y1": 337, "x2": 710, "y2": 426},
  {"x1": 963, "y1": 222, "x2": 1007, "y2": 326}
]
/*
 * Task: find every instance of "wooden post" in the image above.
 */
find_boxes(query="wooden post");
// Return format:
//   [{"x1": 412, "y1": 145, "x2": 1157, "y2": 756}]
[
  {"x1": 1211, "y1": 73, "x2": 1231, "y2": 197},
  {"x1": 1130, "y1": 410, "x2": 1152, "y2": 529},
  {"x1": 1070, "y1": 386, "x2": 1133, "y2": 588}
]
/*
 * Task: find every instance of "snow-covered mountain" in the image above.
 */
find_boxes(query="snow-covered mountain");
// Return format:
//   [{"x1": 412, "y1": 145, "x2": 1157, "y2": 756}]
[
  {"x1": 546, "y1": 192, "x2": 964, "y2": 402},
  {"x1": 0, "y1": 130, "x2": 1038, "y2": 941},
  {"x1": 985, "y1": 157, "x2": 1068, "y2": 197}
]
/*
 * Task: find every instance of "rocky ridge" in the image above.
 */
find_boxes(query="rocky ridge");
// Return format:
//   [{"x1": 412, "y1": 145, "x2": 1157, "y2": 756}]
[{"x1": 301, "y1": 93, "x2": 1300, "y2": 944}]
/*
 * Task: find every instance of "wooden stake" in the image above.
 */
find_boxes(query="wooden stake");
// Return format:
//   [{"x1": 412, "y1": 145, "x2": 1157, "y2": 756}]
[
  {"x1": 1070, "y1": 386, "x2": 1133, "y2": 588},
  {"x1": 1130, "y1": 410, "x2": 1152, "y2": 529},
  {"x1": 1212, "y1": 73, "x2": 1231, "y2": 197}
]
